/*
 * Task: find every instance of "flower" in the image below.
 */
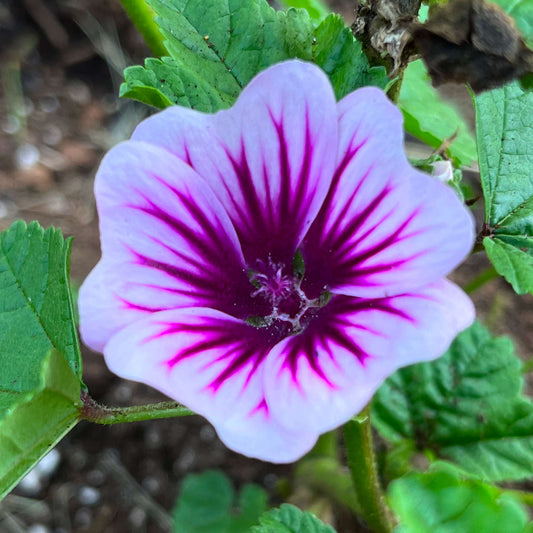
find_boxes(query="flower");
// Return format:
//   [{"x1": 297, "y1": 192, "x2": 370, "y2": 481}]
[{"x1": 79, "y1": 60, "x2": 475, "y2": 463}]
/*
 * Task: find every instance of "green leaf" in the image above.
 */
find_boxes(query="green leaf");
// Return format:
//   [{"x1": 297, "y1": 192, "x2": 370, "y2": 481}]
[
  {"x1": 476, "y1": 82, "x2": 533, "y2": 293},
  {"x1": 484, "y1": 237, "x2": 533, "y2": 294},
  {"x1": 172, "y1": 470, "x2": 267, "y2": 533},
  {"x1": 121, "y1": 0, "x2": 315, "y2": 111},
  {"x1": 121, "y1": 0, "x2": 389, "y2": 110},
  {"x1": 389, "y1": 462, "x2": 529, "y2": 533},
  {"x1": 252, "y1": 504, "x2": 336, "y2": 533},
  {"x1": 313, "y1": 14, "x2": 389, "y2": 99},
  {"x1": 399, "y1": 60, "x2": 477, "y2": 167},
  {"x1": 490, "y1": 0, "x2": 533, "y2": 48},
  {"x1": 278, "y1": 0, "x2": 330, "y2": 23},
  {"x1": 373, "y1": 322, "x2": 533, "y2": 481},
  {"x1": 0, "y1": 349, "x2": 81, "y2": 500},
  {"x1": 0, "y1": 221, "x2": 82, "y2": 389}
]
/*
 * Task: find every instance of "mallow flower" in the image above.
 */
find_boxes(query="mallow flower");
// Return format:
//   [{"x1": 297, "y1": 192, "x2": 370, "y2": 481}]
[{"x1": 79, "y1": 60, "x2": 475, "y2": 463}]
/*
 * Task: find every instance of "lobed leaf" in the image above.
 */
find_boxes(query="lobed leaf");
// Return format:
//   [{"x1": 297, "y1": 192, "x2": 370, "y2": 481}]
[
  {"x1": 373, "y1": 322, "x2": 533, "y2": 481},
  {"x1": 251, "y1": 504, "x2": 336, "y2": 533},
  {"x1": 172, "y1": 470, "x2": 267, "y2": 533},
  {"x1": 120, "y1": 0, "x2": 389, "y2": 110},
  {"x1": 476, "y1": 82, "x2": 533, "y2": 293},
  {"x1": 399, "y1": 60, "x2": 477, "y2": 167},
  {"x1": 389, "y1": 462, "x2": 529, "y2": 533}
]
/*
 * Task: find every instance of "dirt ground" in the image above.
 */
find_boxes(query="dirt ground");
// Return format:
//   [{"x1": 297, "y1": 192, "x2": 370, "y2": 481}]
[{"x1": 1, "y1": 1, "x2": 532, "y2": 532}]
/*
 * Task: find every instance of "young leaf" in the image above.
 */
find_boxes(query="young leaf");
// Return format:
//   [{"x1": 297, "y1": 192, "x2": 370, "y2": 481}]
[
  {"x1": 477, "y1": 82, "x2": 533, "y2": 294},
  {"x1": 313, "y1": 14, "x2": 389, "y2": 99},
  {"x1": 389, "y1": 462, "x2": 529, "y2": 533},
  {"x1": 0, "y1": 221, "x2": 82, "y2": 386},
  {"x1": 373, "y1": 322, "x2": 533, "y2": 481},
  {"x1": 251, "y1": 504, "x2": 336, "y2": 533},
  {"x1": 399, "y1": 60, "x2": 477, "y2": 167},
  {"x1": 0, "y1": 349, "x2": 81, "y2": 500},
  {"x1": 172, "y1": 470, "x2": 267, "y2": 533}
]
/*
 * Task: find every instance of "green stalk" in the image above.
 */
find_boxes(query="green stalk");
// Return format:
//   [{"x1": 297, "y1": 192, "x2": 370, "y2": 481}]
[
  {"x1": 80, "y1": 391, "x2": 193, "y2": 424},
  {"x1": 344, "y1": 407, "x2": 395, "y2": 533},
  {"x1": 119, "y1": 0, "x2": 168, "y2": 57},
  {"x1": 464, "y1": 266, "x2": 499, "y2": 293}
]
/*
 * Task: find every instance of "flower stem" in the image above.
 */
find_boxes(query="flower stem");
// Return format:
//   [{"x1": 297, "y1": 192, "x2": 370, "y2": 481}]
[
  {"x1": 464, "y1": 266, "x2": 499, "y2": 293},
  {"x1": 119, "y1": 0, "x2": 168, "y2": 57},
  {"x1": 80, "y1": 391, "x2": 193, "y2": 424},
  {"x1": 343, "y1": 407, "x2": 395, "y2": 533}
]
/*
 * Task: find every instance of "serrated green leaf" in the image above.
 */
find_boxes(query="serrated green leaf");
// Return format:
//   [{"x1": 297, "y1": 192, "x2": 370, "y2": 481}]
[
  {"x1": 0, "y1": 221, "x2": 82, "y2": 390},
  {"x1": 278, "y1": 0, "x2": 330, "y2": 22},
  {"x1": 172, "y1": 470, "x2": 267, "y2": 533},
  {"x1": 121, "y1": 0, "x2": 315, "y2": 111},
  {"x1": 252, "y1": 504, "x2": 336, "y2": 533},
  {"x1": 490, "y1": 0, "x2": 533, "y2": 48},
  {"x1": 0, "y1": 349, "x2": 81, "y2": 500},
  {"x1": 484, "y1": 237, "x2": 533, "y2": 294},
  {"x1": 373, "y1": 322, "x2": 533, "y2": 481},
  {"x1": 476, "y1": 82, "x2": 533, "y2": 293},
  {"x1": 399, "y1": 60, "x2": 477, "y2": 167},
  {"x1": 389, "y1": 462, "x2": 529, "y2": 533},
  {"x1": 313, "y1": 14, "x2": 389, "y2": 99}
]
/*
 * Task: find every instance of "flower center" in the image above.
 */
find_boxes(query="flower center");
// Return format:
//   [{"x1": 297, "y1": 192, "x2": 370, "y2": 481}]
[{"x1": 247, "y1": 257, "x2": 330, "y2": 334}]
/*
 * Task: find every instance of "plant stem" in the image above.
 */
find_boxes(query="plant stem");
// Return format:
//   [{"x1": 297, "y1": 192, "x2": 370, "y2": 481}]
[
  {"x1": 80, "y1": 391, "x2": 193, "y2": 424},
  {"x1": 344, "y1": 407, "x2": 395, "y2": 533},
  {"x1": 119, "y1": 0, "x2": 168, "y2": 57},
  {"x1": 464, "y1": 266, "x2": 499, "y2": 293}
]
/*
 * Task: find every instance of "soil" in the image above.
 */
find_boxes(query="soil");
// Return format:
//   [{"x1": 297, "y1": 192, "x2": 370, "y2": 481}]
[{"x1": 1, "y1": 1, "x2": 532, "y2": 532}]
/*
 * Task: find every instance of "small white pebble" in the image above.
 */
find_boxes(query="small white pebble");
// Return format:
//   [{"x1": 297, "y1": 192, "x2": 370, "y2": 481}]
[
  {"x1": 78, "y1": 486, "x2": 100, "y2": 506},
  {"x1": 2, "y1": 115, "x2": 20, "y2": 134},
  {"x1": 17, "y1": 469, "x2": 42, "y2": 495},
  {"x1": 39, "y1": 95, "x2": 59, "y2": 113},
  {"x1": 36, "y1": 449, "x2": 61, "y2": 478},
  {"x1": 129, "y1": 507, "x2": 147, "y2": 527},
  {"x1": 142, "y1": 476, "x2": 160, "y2": 494},
  {"x1": 15, "y1": 144, "x2": 40, "y2": 169},
  {"x1": 73, "y1": 507, "x2": 92, "y2": 528},
  {"x1": 67, "y1": 80, "x2": 91, "y2": 104},
  {"x1": 27, "y1": 525, "x2": 50, "y2": 533},
  {"x1": 199, "y1": 424, "x2": 216, "y2": 442}
]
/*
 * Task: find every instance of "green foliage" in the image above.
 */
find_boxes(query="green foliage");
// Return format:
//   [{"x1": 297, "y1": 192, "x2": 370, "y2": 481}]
[
  {"x1": 0, "y1": 221, "x2": 82, "y2": 499},
  {"x1": 490, "y1": 0, "x2": 533, "y2": 48},
  {"x1": 389, "y1": 462, "x2": 530, "y2": 533},
  {"x1": 173, "y1": 470, "x2": 267, "y2": 532},
  {"x1": 121, "y1": 0, "x2": 388, "y2": 110},
  {"x1": 278, "y1": 0, "x2": 330, "y2": 22},
  {"x1": 476, "y1": 82, "x2": 533, "y2": 294},
  {"x1": 0, "y1": 349, "x2": 80, "y2": 500},
  {"x1": 373, "y1": 322, "x2": 533, "y2": 481},
  {"x1": 312, "y1": 14, "x2": 389, "y2": 99},
  {"x1": 251, "y1": 504, "x2": 336, "y2": 533},
  {"x1": 121, "y1": 0, "x2": 314, "y2": 110},
  {"x1": 399, "y1": 60, "x2": 477, "y2": 167}
]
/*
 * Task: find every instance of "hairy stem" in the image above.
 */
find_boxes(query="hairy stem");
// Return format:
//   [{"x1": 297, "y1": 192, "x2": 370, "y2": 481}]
[
  {"x1": 80, "y1": 391, "x2": 193, "y2": 424},
  {"x1": 119, "y1": 0, "x2": 168, "y2": 57},
  {"x1": 344, "y1": 407, "x2": 395, "y2": 533}
]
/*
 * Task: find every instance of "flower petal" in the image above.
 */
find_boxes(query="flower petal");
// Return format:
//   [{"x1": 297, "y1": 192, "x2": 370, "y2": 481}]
[
  {"x1": 132, "y1": 60, "x2": 338, "y2": 266},
  {"x1": 301, "y1": 87, "x2": 475, "y2": 299},
  {"x1": 79, "y1": 142, "x2": 252, "y2": 352},
  {"x1": 104, "y1": 308, "x2": 318, "y2": 463},
  {"x1": 264, "y1": 279, "x2": 474, "y2": 434}
]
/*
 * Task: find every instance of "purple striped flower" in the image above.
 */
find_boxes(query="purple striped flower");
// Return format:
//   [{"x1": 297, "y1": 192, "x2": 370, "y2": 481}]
[{"x1": 79, "y1": 60, "x2": 475, "y2": 462}]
